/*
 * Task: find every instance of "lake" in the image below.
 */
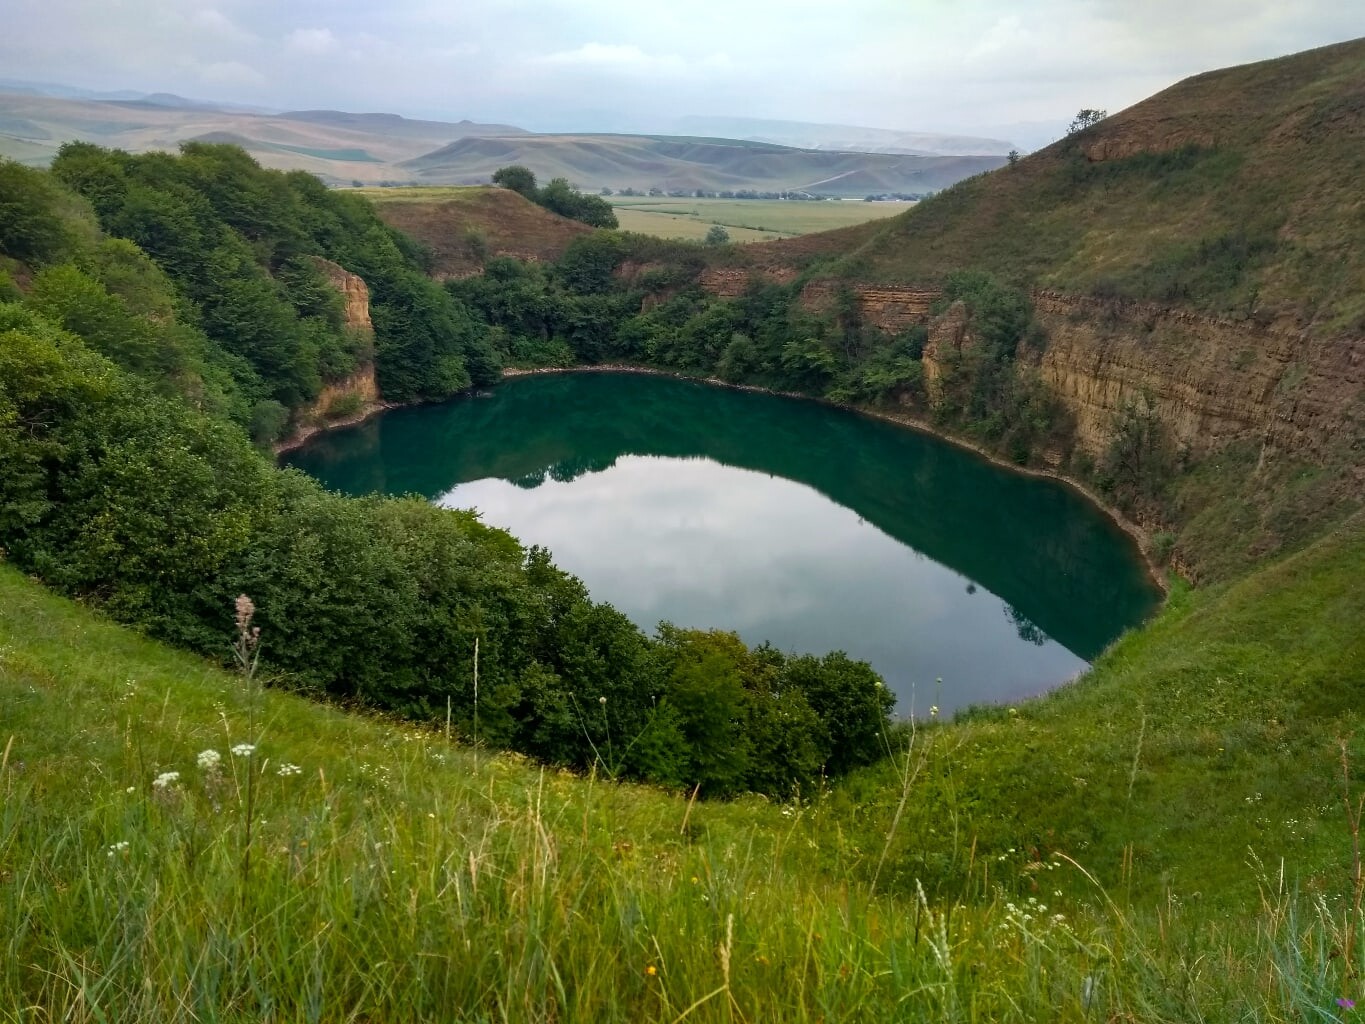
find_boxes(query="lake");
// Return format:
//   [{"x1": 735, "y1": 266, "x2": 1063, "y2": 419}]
[{"x1": 284, "y1": 372, "x2": 1161, "y2": 717}]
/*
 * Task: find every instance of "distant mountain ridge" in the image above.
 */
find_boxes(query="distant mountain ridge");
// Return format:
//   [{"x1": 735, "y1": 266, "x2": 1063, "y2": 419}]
[
  {"x1": 403, "y1": 133, "x2": 1004, "y2": 196},
  {"x1": 669, "y1": 115, "x2": 1017, "y2": 156},
  {"x1": 0, "y1": 79, "x2": 1004, "y2": 193}
]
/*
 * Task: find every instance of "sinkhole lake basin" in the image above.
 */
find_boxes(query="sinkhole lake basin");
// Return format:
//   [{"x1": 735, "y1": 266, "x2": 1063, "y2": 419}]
[{"x1": 285, "y1": 373, "x2": 1161, "y2": 717}]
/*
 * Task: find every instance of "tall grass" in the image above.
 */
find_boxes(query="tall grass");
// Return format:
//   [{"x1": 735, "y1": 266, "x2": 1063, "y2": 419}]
[{"x1": 1, "y1": 552, "x2": 1362, "y2": 1021}]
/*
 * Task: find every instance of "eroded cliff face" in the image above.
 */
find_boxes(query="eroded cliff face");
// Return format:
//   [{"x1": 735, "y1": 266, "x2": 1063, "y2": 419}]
[
  {"x1": 311, "y1": 257, "x2": 374, "y2": 335},
  {"x1": 798, "y1": 282, "x2": 938, "y2": 333},
  {"x1": 790, "y1": 276, "x2": 1362, "y2": 472},
  {"x1": 1032, "y1": 290, "x2": 1364, "y2": 463},
  {"x1": 920, "y1": 300, "x2": 970, "y2": 405},
  {"x1": 1081, "y1": 121, "x2": 1219, "y2": 162},
  {"x1": 284, "y1": 259, "x2": 381, "y2": 447}
]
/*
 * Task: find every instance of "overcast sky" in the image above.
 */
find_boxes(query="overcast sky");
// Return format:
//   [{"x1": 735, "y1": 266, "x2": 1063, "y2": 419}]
[{"x1": 5, "y1": 1, "x2": 1360, "y2": 138}]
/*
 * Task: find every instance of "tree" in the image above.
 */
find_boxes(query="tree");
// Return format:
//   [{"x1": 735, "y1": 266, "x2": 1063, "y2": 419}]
[
  {"x1": 1067, "y1": 109, "x2": 1108, "y2": 135},
  {"x1": 704, "y1": 224, "x2": 730, "y2": 246},
  {"x1": 1007, "y1": 149, "x2": 1020, "y2": 167},
  {"x1": 491, "y1": 165, "x2": 538, "y2": 200}
]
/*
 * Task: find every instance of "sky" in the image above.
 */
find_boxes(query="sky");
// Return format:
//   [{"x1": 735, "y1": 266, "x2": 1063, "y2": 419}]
[{"x1": 4, "y1": 0, "x2": 1361, "y2": 140}]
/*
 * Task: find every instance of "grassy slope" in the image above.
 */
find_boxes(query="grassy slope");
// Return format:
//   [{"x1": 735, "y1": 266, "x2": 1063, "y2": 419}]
[
  {"x1": 845, "y1": 511, "x2": 1365, "y2": 902},
  {"x1": 362, "y1": 187, "x2": 593, "y2": 277},
  {"x1": 760, "y1": 37, "x2": 1365, "y2": 334},
  {"x1": 2, "y1": 512, "x2": 1362, "y2": 1020}
]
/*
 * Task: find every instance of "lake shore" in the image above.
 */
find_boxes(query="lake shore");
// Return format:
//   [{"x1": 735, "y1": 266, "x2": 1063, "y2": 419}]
[
  {"x1": 500, "y1": 364, "x2": 1172, "y2": 594},
  {"x1": 279, "y1": 362, "x2": 1170, "y2": 594}
]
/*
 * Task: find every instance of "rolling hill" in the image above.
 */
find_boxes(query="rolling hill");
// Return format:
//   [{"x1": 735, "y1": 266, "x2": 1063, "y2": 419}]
[
  {"x1": 0, "y1": 91, "x2": 524, "y2": 182},
  {"x1": 403, "y1": 133, "x2": 1004, "y2": 195}
]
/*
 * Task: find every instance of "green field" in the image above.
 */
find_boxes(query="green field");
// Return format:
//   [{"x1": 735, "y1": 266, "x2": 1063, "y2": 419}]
[{"x1": 608, "y1": 196, "x2": 912, "y2": 241}]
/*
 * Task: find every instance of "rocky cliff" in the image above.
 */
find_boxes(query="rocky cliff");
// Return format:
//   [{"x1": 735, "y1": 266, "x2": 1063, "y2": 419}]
[
  {"x1": 311, "y1": 257, "x2": 375, "y2": 335},
  {"x1": 1031, "y1": 291, "x2": 1364, "y2": 463},
  {"x1": 789, "y1": 276, "x2": 1363, "y2": 474},
  {"x1": 284, "y1": 259, "x2": 381, "y2": 446}
]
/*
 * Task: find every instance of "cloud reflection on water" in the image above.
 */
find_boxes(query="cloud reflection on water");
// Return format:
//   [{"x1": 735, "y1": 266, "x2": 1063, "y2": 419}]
[{"x1": 439, "y1": 454, "x2": 1086, "y2": 716}]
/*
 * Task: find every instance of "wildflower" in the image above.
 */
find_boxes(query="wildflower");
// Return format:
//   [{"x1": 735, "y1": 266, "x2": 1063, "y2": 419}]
[
  {"x1": 929, "y1": 705, "x2": 939, "y2": 718},
  {"x1": 599, "y1": 695, "x2": 607, "y2": 706},
  {"x1": 231, "y1": 743, "x2": 256, "y2": 757},
  {"x1": 197, "y1": 749, "x2": 222, "y2": 770},
  {"x1": 644, "y1": 965, "x2": 657, "y2": 977},
  {"x1": 276, "y1": 763, "x2": 301, "y2": 777},
  {"x1": 235, "y1": 594, "x2": 255, "y2": 634},
  {"x1": 1339, "y1": 998, "x2": 1356, "y2": 1010},
  {"x1": 152, "y1": 771, "x2": 180, "y2": 789},
  {"x1": 107, "y1": 841, "x2": 130, "y2": 856},
  {"x1": 125, "y1": 786, "x2": 136, "y2": 794}
]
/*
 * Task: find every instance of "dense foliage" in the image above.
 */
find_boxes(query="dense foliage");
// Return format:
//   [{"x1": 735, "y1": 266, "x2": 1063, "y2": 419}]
[
  {"x1": 449, "y1": 232, "x2": 1074, "y2": 470},
  {"x1": 0, "y1": 151, "x2": 892, "y2": 797},
  {"x1": 492, "y1": 164, "x2": 619, "y2": 229},
  {"x1": 48, "y1": 142, "x2": 499, "y2": 438}
]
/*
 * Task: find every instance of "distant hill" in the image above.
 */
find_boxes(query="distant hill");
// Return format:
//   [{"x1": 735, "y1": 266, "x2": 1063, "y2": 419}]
[
  {"x1": 0, "y1": 90, "x2": 1002, "y2": 194},
  {"x1": 403, "y1": 134, "x2": 1005, "y2": 196},
  {"x1": 277, "y1": 110, "x2": 527, "y2": 140},
  {"x1": 0, "y1": 92, "x2": 527, "y2": 181},
  {"x1": 668, "y1": 115, "x2": 1016, "y2": 156}
]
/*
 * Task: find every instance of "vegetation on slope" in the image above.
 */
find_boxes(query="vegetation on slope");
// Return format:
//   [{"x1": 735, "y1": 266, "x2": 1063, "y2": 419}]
[{"x1": 1, "y1": 511, "x2": 1362, "y2": 1020}]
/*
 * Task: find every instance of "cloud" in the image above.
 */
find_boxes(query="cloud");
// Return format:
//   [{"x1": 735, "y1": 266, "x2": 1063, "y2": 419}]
[
  {"x1": 537, "y1": 42, "x2": 730, "y2": 77},
  {"x1": 191, "y1": 8, "x2": 256, "y2": 44},
  {"x1": 286, "y1": 28, "x2": 340, "y2": 56}
]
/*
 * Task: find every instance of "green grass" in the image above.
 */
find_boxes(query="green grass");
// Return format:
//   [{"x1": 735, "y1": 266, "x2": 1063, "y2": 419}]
[
  {"x1": 2, "y1": 513, "x2": 1364, "y2": 1020},
  {"x1": 609, "y1": 197, "x2": 911, "y2": 242},
  {"x1": 350, "y1": 185, "x2": 491, "y2": 204}
]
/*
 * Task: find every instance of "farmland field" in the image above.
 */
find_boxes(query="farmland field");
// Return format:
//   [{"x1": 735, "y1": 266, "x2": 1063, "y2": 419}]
[{"x1": 608, "y1": 195, "x2": 912, "y2": 241}]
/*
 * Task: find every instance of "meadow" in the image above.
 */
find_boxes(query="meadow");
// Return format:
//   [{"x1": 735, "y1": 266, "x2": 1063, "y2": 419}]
[
  {"x1": 608, "y1": 196, "x2": 912, "y2": 241},
  {"x1": 2, "y1": 509, "x2": 1362, "y2": 1021}
]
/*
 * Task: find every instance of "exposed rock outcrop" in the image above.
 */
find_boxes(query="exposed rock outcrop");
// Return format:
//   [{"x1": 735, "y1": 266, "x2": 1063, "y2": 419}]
[
  {"x1": 279, "y1": 259, "x2": 382, "y2": 451},
  {"x1": 698, "y1": 266, "x2": 799, "y2": 297},
  {"x1": 1081, "y1": 121, "x2": 1219, "y2": 162},
  {"x1": 920, "y1": 300, "x2": 971, "y2": 406},
  {"x1": 311, "y1": 257, "x2": 374, "y2": 335},
  {"x1": 798, "y1": 282, "x2": 938, "y2": 332},
  {"x1": 1032, "y1": 290, "x2": 1365, "y2": 463}
]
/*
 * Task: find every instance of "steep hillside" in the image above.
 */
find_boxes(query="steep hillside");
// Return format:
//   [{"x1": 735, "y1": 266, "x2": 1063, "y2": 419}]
[
  {"x1": 403, "y1": 133, "x2": 1004, "y2": 195},
  {"x1": 364, "y1": 186, "x2": 593, "y2": 277},
  {"x1": 799, "y1": 37, "x2": 1365, "y2": 335}
]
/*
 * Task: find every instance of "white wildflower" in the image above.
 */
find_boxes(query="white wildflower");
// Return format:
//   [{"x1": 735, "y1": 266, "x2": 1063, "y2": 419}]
[
  {"x1": 231, "y1": 743, "x2": 256, "y2": 757},
  {"x1": 152, "y1": 771, "x2": 180, "y2": 789},
  {"x1": 276, "y1": 762, "x2": 302, "y2": 777},
  {"x1": 107, "y1": 841, "x2": 130, "y2": 856},
  {"x1": 197, "y1": 749, "x2": 222, "y2": 770}
]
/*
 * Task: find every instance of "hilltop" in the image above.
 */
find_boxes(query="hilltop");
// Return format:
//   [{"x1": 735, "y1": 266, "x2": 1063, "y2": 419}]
[
  {"x1": 362, "y1": 186, "x2": 594, "y2": 277},
  {"x1": 0, "y1": 89, "x2": 1005, "y2": 195}
]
